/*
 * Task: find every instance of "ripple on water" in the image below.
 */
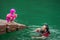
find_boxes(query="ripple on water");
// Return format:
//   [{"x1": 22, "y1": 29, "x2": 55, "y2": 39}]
[{"x1": 0, "y1": 25, "x2": 60, "y2": 40}]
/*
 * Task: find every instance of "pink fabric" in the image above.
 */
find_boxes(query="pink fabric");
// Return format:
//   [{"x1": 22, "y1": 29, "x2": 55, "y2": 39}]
[
  {"x1": 42, "y1": 32, "x2": 50, "y2": 37},
  {"x1": 36, "y1": 30, "x2": 50, "y2": 37},
  {"x1": 6, "y1": 13, "x2": 17, "y2": 22},
  {"x1": 6, "y1": 9, "x2": 17, "y2": 22}
]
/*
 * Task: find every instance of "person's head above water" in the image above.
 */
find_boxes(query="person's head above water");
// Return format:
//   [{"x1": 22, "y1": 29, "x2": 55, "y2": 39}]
[
  {"x1": 42, "y1": 24, "x2": 48, "y2": 30},
  {"x1": 10, "y1": 9, "x2": 16, "y2": 14},
  {"x1": 42, "y1": 24, "x2": 50, "y2": 33}
]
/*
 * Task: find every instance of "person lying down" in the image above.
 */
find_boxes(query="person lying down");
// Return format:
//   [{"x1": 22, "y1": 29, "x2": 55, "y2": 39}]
[{"x1": 32, "y1": 24, "x2": 50, "y2": 40}]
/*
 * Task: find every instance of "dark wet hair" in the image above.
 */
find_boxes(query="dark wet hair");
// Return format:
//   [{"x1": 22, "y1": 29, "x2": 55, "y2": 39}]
[{"x1": 44, "y1": 24, "x2": 50, "y2": 34}]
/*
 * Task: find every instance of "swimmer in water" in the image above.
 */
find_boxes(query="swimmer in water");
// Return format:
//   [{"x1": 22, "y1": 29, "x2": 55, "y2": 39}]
[
  {"x1": 32, "y1": 24, "x2": 50, "y2": 39},
  {"x1": 6, "y1": 9, "x2": 17, "y2": 23}
]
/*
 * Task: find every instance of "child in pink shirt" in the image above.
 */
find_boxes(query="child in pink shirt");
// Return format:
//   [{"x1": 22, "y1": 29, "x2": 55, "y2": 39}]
[{"x1": 6, "y1": 9, "x2": 17, "y2": 23}]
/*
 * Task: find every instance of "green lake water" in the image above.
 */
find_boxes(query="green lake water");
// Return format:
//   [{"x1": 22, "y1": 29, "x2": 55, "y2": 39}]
[{"x1": 0, "y1": 0, "x2": 60, "y2": 40}]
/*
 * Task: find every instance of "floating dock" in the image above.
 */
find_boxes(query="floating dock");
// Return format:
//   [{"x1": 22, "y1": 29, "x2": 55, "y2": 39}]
[{"x1": 0, "y1": 19, "x2": 26, "y2": 34}]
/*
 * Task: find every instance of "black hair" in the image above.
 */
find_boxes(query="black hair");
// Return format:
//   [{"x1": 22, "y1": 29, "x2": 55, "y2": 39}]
[{"x1": 44, "y1": 24, "x2": 50, "y2": 34}]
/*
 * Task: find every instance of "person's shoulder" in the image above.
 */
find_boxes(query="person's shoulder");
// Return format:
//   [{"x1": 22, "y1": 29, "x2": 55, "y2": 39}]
[{"x1": 35, "y1": 28, "x2": 41, "y2": 32}]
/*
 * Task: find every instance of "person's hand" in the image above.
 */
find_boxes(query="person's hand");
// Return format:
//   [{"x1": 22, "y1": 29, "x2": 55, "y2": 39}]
[
  {"x1": 10, "y1": 17, "x2": 12, "y2": 20},
  {"x1": 15, "y1": 14, "x2": 17, "y2": 18},
  {"x1": 32, "y1": 36, "x2": 36, "y2": 39},
  {"x1": 35, "y1": 28, "x2": 41, "y2": 32}
]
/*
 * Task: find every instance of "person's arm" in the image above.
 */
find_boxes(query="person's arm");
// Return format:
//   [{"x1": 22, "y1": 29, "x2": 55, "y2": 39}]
[
  {"x1": 14, "y1": 14, "x2": 17, "y2": 20},
  {"x1": 36, "y1": 36, "x2": 47, "y2": 39},
  {"x1": 34, "y1": 28, "x2": 41, "y2": 32},
  {"x1": 15, "y1": 14, "x2": 17, "y2": 18},
  {"x1": 32, "y1": 36, "x2": 47, "y2": 39}
]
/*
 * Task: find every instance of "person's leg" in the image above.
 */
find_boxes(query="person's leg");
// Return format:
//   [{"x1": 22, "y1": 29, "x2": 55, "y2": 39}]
[{"x1": 6, "y1": 17, "x2": 10, "y2": 23}]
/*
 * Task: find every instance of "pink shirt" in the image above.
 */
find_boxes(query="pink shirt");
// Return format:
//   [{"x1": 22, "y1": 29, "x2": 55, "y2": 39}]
[{"x1": 6, "y1": 13, "x2": 17, "y2": 22}]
